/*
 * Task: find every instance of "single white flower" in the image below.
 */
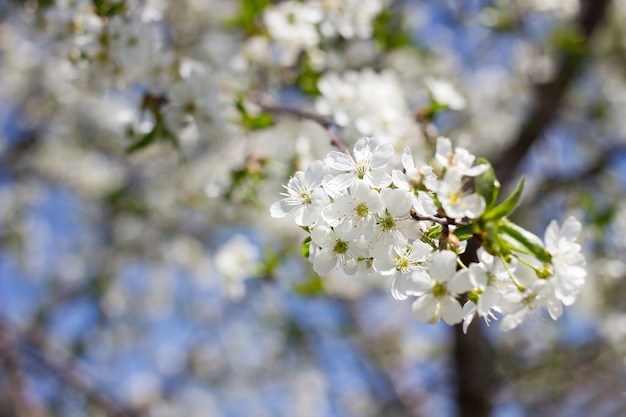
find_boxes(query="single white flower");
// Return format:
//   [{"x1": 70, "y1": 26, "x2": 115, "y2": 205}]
[
  {"x1": 499, "y1": 279, "x2": 562, "y2": 331},
  {"x1": 324, "y1": 136, "x2": 393, "y2": 193},
  {"x1": 392, "y1": 146, "x2": 438, "y2": 216},
  {"x1": 375, "y1": 240, "x2": 432, "y2": 278},
  {"x1": 424, "y1": 77, "x2": 467, "y2": 110},
  {"x1": 435, "y1": 136, "x2": 488, "y2": 177},
  {"x1": 270, "y1": 160, "x2": 330, "y2": 226},
  {"x1": 461, "y1": 249, "x2": 517, "y2": 332},
  {"x1": 215, "y1": 234, "x2": 260, "y2": 301},
  {"x1": 393, "y1": 250, "x2": 471, "y2": 325},
  {"x1": 544, "y1": 216, "x2": 586, "y2": 306},
  {"x1": 263, "y1": 1, "x2": 323, "y2": 66},
  {"x1": 436, "y1": 172, "x2": 486, "y2": 219},
  {"x1": 309, "y1": 224, "x2": 365, "y2": 275},
  {"x1": 368, "y1": 188, "x2": 423, "y2": 259},
  {"x1": 315, "y1": 71, "x2": 358, "y2": 126},
  {"x1": 321, "y1": 180, "x2": 383, "y2": 240}
]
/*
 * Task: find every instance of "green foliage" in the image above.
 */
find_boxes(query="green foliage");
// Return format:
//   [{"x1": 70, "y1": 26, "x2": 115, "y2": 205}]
[
  {"x1": 372, "y1": 8, "x2": 413, "y2": 51},
  {"x1": 257, "y1": 245, "x2": 281, "y2": 279},
  {"x1": 482, "y1": 177, "x2": 525, "y2": 221},
  {"x1": 453, "y1": 224, "x2": 475, "y2": 241},
  {"x1": 293, "y1": 274, "x2": 325, "y2": 297},
  {"x1": 579, "y1": 191, "x2": 617, "y2": 229},
  {"x1": 126, "y1": 93, "x2": 180, "y2": 154},
  {"x1": 235, "y1": 96, "x2": 275, "y2": 130},
  {"x1": 499, "y1": 220, "x2": 551, "y2": 263},
  {"x1": 223, "y1": 156, "x2": 269, "y2": 206},
  {"x1": 296, "y1": 56, "x2": 323, "y2": 96},
  {"x1": 92, "y1": 0, "x2": 126, "y2": 17},
  {"x1": 480, "y1": 7, "x2": 518, "y2": 32},
  {"x1": 301, "y1": 236, "x2": 312, "y2": 258},
  {"x1": 224, "y1": 0, "x2": 272, "y2": 36},
  {"x1": 104, "y1": 185, "x2": 148, "y2": 217},
  {"x1": 551, "y1": 24, "x2": 587, "y2": 55},
  {"x1": 475, "y1": 158, "x2": 500, "y2": 210}
]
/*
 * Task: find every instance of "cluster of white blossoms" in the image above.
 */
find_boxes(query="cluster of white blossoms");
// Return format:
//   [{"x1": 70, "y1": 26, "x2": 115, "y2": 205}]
[
  {"x1": 271, "y1": 136, "x2": 587, "y2": 331},
  {"x1": 261, "y1": 0, "x2": 386, "y2": 66}
]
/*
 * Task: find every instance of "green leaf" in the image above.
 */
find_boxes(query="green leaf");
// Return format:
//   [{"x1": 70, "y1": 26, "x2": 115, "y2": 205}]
[
  {"x1": 235, "y1": 95, "x2": 275, "y2": 130},
  {"x1": 301, "y1": 237, "x2": 312, "y2": 258},
  {"x1": 125, "y1": 126, "x2": 157, "y2": 154},
  {"x1": 474, "y1": 158, "x2": 500, "y2": 210},
  {"x1": 425, "y1": 223, "x2": 443, "y2": 240},
  {"x1": 483, "y1": 177, "x2": 524, "y2": 221},
  {"x1": 453, "y1": 225, "x2": 474, "y2": 241},
  {"x1": 293, "y1": 274, "x2": 325, "y2": 297},
  {"x1": 296, "y1": 56, "x2": 322, "y2": 96},
  {"x1": 92, "y1": 0, "x2": 125, "y2": 17},
  {"x1": 246, "y1": 113, "x2": 274, "y2": 129},
  {"x1": 372, "y1": 9, "x2": 413, "y2": 51},
  {"x1": 223, "y1": 0, "x2": 271, "y2": 35},
  {"x1": 499, "y1": 221, "x2": 551, "y2": 263}
]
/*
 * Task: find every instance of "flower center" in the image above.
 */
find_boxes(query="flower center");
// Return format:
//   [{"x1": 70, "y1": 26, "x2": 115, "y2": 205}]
[
  {"x1": 355, "y1": 202, "x2": 369, "y2": 217},
  {"x1": 432, "y1": 282, "x2": 447, "y2": 298},
  {"x1": 334, "y1": 239, "x2": 349, "y2": 254},
  {"x1": 396, "y1": 256, "x2": 410, "y2": 273},
  {"x1": 379, "y1": 213, "x2": 396, "y2": 231}
]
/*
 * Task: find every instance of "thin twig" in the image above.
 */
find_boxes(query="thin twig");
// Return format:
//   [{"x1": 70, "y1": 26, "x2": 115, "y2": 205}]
[{"x1": 255, "y1": 101, "x2": 351, "y2": 154}]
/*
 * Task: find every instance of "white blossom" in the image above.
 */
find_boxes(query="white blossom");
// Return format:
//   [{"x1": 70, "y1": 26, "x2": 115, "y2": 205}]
[
  {"x1": 271, "y1": 160, "x2": 330, "y2": 226},
  {"x1": 324, "y1": 136, "x2": 393, "y2": 193},
  {"x1": 544, "y1": 216, "x2": 586, "y2": 306},
  {"x1": 396, "y1": 251, "x2": 472, "y2": 325},
  {"x1": 435, "y1": 136, "x2": 488, "y2": 177},
  {"x1": 321, "y1": 180, "x2": 383, "y2": 240}
]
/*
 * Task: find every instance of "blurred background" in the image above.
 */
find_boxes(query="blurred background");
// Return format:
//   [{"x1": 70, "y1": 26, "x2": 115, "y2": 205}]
[{"x1": 1, "y1": 0, "x2": 626, "y2": 416}]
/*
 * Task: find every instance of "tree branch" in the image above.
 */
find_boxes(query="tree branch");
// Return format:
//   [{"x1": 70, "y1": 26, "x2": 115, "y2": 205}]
[
  {"x1": 254, "y1": 101, "x2": 351, "y2": 154},
  {"x1": 493, "y1": 0, "x2": 612, "y2": 186},
  {"x1": 0, "y1": 316, "x2": 141, "y2": 417},
  {"x1": 455, "y1": 2, "x2": 612, "y2": 417}
]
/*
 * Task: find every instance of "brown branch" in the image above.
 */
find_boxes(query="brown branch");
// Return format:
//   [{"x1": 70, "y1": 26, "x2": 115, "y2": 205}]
[
  {"x1": 521, "y1": 144, "x2": 626, "y2": 207},
  {"x1": 493, "y1": 0, "x2": 612, "y2": 186},
  {"x1": 0, "y1": 316, "x2": 141, "y2": 417},
  {"x1": 255, "y1": 101, "x2": 351, "y2": 154},
  {"x1": 456, "y1": 2, "x2": 612, "y2": 417},
  {"x1": 344, "y1": 301, "x2": 424, "y2": 417}
]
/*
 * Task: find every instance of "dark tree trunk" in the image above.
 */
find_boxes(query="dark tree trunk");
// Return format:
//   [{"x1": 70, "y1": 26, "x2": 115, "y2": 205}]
[{"x1": 453, "y1": 1, "x2": 612, "y2": 416}]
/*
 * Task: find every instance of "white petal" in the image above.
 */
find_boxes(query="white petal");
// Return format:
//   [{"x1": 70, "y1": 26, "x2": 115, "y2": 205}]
[
  {"x1": 463, "y1": 194, "x2": 486, "y2": 219},
  {"x1": 270, "y1": 199, "x2": 292, "y2": 218},
  {"x1": 299, "y1": 202, "x2": 323, "y2": 226},
  {"x1": 429, "y1": 250, "x2": 458, "y2": 283},
  {"x1": 365, "y1": 170, "x2": 392, "y2": 188},
  {"x1": 545, "y1": 297, "x2": 563, "y2": 320},
  {"x1": 370, "y1": 141, "x2": 394, "y2": 169},
  {"x1": 305, "y1": 160, "x2": 330, "y2": 187},
  {"x1": 414, "y1": 192, "x2": 438, "y2": 216},
  {"x1": 380, "y1": 188, "x2": 412, "y2": 217},
  {"x1": 544, "y1": 220, "x2": 560, "y2": 250},
  {"x1": 325, "y1": 151, "x2": 355, "y2": 171},
  {"x1": 411, "y1": 295, "x2": 439, "y2": 323},
  {"x1": 435, "y1": 136, "x2": 452, "y2": 166},
  {"x1": 391, "y1": 270, "x2": 432, "y2": 300},
  {"x1": 477, "y1": 287, "x2": 500, "y2": 316},
  {"x1": 324, "y1": 173, "x2": 355, "y2": 195},
  {"x1": 440, "y1": 296, "x2": 463, "y2": 325},
  {"x1": 464, "y1": 164, "x2": 489, "y2": 177},
  {"x1": 500, "y1": 309, "x2": 526, "y2": 331},
  {"x1": 560, "y1": 216, "x2": 581, "y2": 242},
  {"x1": 312, "y1": 250, "x2": 337, "y2": 275},
  {"x1": 448, "y1": 269, "x2": 472, "y2": 294},
  {"x1": 401, "y1": 146, "x2": 416, "y2": 172}
]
